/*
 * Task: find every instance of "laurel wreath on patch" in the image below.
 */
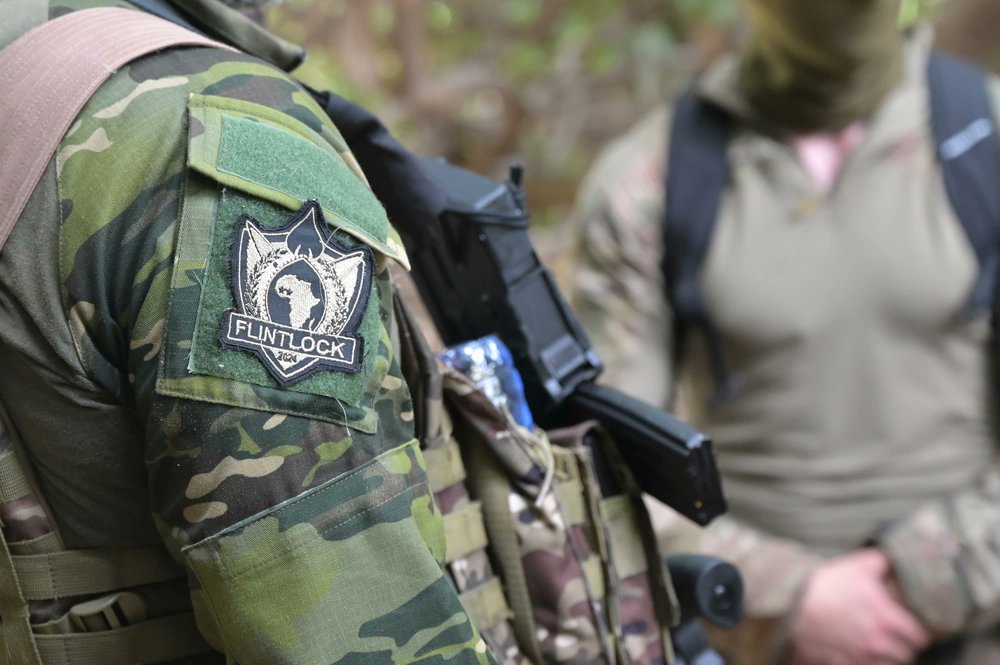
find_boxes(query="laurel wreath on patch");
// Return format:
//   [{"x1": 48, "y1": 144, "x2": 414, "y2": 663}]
[
  {"x1": 315, "y1": 256, "x2": 351, "y2": 335},
  {"x1": 244, "y1": 245, "x2": 352, "y2": 335}
]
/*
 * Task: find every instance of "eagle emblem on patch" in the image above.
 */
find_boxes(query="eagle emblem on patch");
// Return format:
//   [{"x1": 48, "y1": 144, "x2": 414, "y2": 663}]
[{"x1": 220, "y1": 201, "x2": 373, "y2": 385}]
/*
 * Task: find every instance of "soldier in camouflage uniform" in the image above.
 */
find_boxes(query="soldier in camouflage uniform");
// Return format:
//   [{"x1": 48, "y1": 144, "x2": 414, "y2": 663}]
[
  {"x1": 0, "y1": 0, "x2": 495, "y2": 662},
  {"x1": 0, "y1": 1, "x2": 681, "y2": 664},
  {"x1": 569, "y1": 1, "x2": 1000, "y2": 665}
]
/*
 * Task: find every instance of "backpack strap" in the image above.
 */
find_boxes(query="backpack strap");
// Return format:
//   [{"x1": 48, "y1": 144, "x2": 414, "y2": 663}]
[
  {"x1": 0, "y1": 6, "x2": 233, "y2": 256},
  {"x1": 662, "y1": 89, "x2": 735, "y2": 401},
  {"x1": 927, "y1": 52, "x2": 1000, "y2": 316},
  {"x1": 124, "y1": 0, "x2": 207, "y2": 35}
]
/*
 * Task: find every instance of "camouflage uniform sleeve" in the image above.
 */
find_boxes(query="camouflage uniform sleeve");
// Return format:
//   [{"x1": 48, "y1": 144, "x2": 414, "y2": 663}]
[
  {"x1": 872, "y1": 74, "x2": 1000, "y2": 640},
  {"x1": 58, "y1": 46, "x2": 494, "y2": 664},
  {"x1": 566, "y1": 105, "x2": 676, "y2": 410},
  {"x1": 878, "y1": 473, "x2": 1000, "y2": 637}
]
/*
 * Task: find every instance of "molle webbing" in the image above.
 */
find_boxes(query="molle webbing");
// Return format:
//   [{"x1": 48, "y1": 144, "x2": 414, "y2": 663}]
[
  {"x1": 463, "y1": 437, "x2": 547, "y2": 665},
  {"x1": 442, "y1": 502, "x2": 489, "y2": 563},
  {"x1": 0, "y1": 403, "x2": 210, "y2": 665},
  {"x1": 0, "y1": 6, "x2": 233, "y2": 256},
  {"x1": 11, "y1": 548, "x2": 185, "y2": 602}
]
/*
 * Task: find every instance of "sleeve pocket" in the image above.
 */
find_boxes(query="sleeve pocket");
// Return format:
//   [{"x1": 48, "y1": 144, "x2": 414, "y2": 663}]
[{"x1": 182, "y1": 440, "x2": 488, "y2": 665}]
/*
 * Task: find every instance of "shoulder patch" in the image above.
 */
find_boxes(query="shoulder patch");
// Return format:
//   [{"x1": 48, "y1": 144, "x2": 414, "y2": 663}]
[
  {"x1": 155, "y1": 94, "x2": 412, "y2": 434},
  {"x1": 222, "y1": 201, "x2": 373, "y2": 384}
]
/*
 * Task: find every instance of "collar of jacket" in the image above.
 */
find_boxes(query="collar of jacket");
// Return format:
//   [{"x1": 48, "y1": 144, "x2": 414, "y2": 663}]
[
  {"x1": 169, "y1": 0, "x2": 305, "y2": 71},
  {"x1": 695, "y1": 24, "x2": 933, "y2": 144}
]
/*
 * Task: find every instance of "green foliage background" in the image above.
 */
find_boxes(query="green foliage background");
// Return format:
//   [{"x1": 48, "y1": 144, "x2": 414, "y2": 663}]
[{"x1": 264, "y1": 0, "x2": 1000, "y2": 237}]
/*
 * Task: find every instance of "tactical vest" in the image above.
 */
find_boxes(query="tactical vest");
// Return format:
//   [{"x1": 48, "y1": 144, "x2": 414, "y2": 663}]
[
  {"x1": 393, "y1": 290, "x2": 679, "y2": 665},
  {"x1": 0, "y1": 6, "x2": 679, "y2": 665}
]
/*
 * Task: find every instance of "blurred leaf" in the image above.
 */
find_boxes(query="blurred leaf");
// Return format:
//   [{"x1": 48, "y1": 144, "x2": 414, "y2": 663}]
[
  {"x1": 265, "y1": 0, "x2": 1000, "y2": 236},
  {"x1": 426, "y1": 2, "x2": 453, "y2": 31},
  {"x1": 504, "y1": 0, "x2": 543, "y2": 26}
]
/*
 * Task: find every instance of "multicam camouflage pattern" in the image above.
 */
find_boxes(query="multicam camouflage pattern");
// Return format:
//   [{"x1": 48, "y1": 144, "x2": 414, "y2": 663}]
[
  {"x1": 567, "y1": 28, "x2": 1000, "y2": 665},
  {"x1": 442, "y1": 371, "x2": 673, "y2": 665},
  {"x1": 429, "y1": 432, "x2": 525, "y2": 665},
  {"x1": 0, "y1": 411, "x2": 59, "y2": 554},
  {"x1": 547, "y1": 425, "x2": 676, "y2": 665},
  {"x1": 0, "y1": 1, "x2": 496, "y2": 662},
  {"x1": 392, "y1": 289, "x2": 527, "y2": 665}
]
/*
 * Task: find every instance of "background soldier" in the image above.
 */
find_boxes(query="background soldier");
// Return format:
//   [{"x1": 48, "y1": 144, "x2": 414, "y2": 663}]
[{"x1": 569, "y1": 1, "x2": 1000, "y2": 664}]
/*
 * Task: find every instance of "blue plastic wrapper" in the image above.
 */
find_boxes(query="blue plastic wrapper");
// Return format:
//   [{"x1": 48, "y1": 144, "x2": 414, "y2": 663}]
[{"x1": 438, "y1": 335, "x2": 534, "y2": 429}]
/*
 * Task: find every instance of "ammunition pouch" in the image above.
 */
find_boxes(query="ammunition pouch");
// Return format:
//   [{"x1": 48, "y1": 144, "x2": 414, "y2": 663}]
[{"x1": 395, "y1": 291, "x2": 679, "y2": 665}]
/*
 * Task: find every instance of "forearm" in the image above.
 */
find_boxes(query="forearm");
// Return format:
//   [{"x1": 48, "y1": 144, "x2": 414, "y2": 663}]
[{"x1": 879, "y1": 462, "x2": 1000, "y2": 636}]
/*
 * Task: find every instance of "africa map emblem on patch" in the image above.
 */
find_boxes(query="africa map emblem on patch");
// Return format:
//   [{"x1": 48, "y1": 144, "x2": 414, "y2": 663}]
[{"x1": 221, "y1": 201, "x2": 373, "y2": 385}]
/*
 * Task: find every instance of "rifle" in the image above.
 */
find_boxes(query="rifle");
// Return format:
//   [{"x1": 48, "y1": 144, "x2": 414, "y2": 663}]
[{"x1": 313, "y1": 88, "x2": 726, "y2": 526}]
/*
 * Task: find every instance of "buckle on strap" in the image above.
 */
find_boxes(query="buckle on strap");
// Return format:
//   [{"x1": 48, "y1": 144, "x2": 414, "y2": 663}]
[{"x1": 68, "y1": 592, "x2": 147, "y2": 633}]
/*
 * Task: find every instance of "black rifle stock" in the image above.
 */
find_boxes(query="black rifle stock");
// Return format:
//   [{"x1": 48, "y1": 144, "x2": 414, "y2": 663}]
[{"x1": 315, "y1": 88, "x2": 726, "y2": 525}]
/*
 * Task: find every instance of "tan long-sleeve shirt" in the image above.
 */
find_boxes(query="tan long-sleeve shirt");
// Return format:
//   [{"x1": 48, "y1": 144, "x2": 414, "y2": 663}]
[{"x1": 569, "y1": 28, "x2": 1000, "y2": 665}]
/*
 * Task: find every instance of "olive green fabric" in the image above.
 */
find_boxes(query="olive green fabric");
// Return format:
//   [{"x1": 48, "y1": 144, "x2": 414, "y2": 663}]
[
  {"x1": 740, "y1": 0, "x2": 905, "y2": 132},
  {"x1": 0, "y1": 517, "x2": 43, "y2": 664},
  {"x1": 33, "y1": 613, "x2": 208, "y2": 665},
  {"x1": 215, "y1": 115, "x2": 391, "y2": 244}
]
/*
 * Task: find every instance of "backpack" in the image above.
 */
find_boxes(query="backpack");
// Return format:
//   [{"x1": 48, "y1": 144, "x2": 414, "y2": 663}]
[{"x1": 664, "y1": 53, "x2": 1000, "y2": 400}]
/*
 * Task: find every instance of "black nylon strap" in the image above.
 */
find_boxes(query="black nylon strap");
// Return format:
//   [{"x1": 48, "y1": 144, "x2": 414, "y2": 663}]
[
  {"x1": 663, "y1": 90, "x2": 731, "y2": 324},
  {"x1": 309, "y1": 87, "x2": 450, "y2": 250},
  {"x1": 928, "y1": 52, "x2": 1000, "y2": 315},
  {"x1": 663, "y1": 89, "x2": 734, "y2": 397},
  {"x1": 125, "y1": 0, "x2": 204, "y2": 34}
]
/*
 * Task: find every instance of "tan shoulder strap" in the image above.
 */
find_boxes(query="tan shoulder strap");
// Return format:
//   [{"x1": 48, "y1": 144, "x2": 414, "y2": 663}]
[{"x1": 0, "y1": 6, "x2": 233, "y2": 255}]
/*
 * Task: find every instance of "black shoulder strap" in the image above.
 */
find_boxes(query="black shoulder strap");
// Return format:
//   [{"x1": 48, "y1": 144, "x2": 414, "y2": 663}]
[
  {"x1": 662, "y1": 88, "x2": 734, "y2": 399},
  {"x1": 927, "y1": 51, "x2": 1000, "y2": 315},
  {"x1": 126, "y1": 0, "x2": 205, "y2": 35}
]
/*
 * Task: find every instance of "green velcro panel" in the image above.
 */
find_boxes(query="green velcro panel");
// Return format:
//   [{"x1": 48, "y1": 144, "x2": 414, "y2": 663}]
[
  {"x1": 443, "y1": 501, "x2": 488, "y2": 564},
  {"x1": 35, "y1": 612, "x2": 211, "y2": 665},
  {"x1": 424, "y1": 438, "x2": 466, "y2": 495},
  {"x1": 0, "y1": 450, "x2": 33, "y2": 503},
  {"x1": 458, "y1": 578, "x2": 512, "y2": 632},
  {"x1": 218, "y1": 114, "x2": 389, "y2": 242},
  {"x1": 187, "y1": 94, "x2": 407, "y2": 266},
  {"x1": 601, "y1": 495, "x2": 649, "y2": 580},
  {"x1": 11, "y1": 546, "x2": 184, "y2": 601}
]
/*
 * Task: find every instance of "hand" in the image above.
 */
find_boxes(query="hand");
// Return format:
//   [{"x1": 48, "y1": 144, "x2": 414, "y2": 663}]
[{"x1": 786, "y1": 549, "x2": 930, "y2": 665}]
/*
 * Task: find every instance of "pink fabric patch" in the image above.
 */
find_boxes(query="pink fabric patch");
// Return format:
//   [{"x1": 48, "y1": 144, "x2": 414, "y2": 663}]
[{"x1": 793, "y1": 124, "x2": 865, "y2": 193}]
